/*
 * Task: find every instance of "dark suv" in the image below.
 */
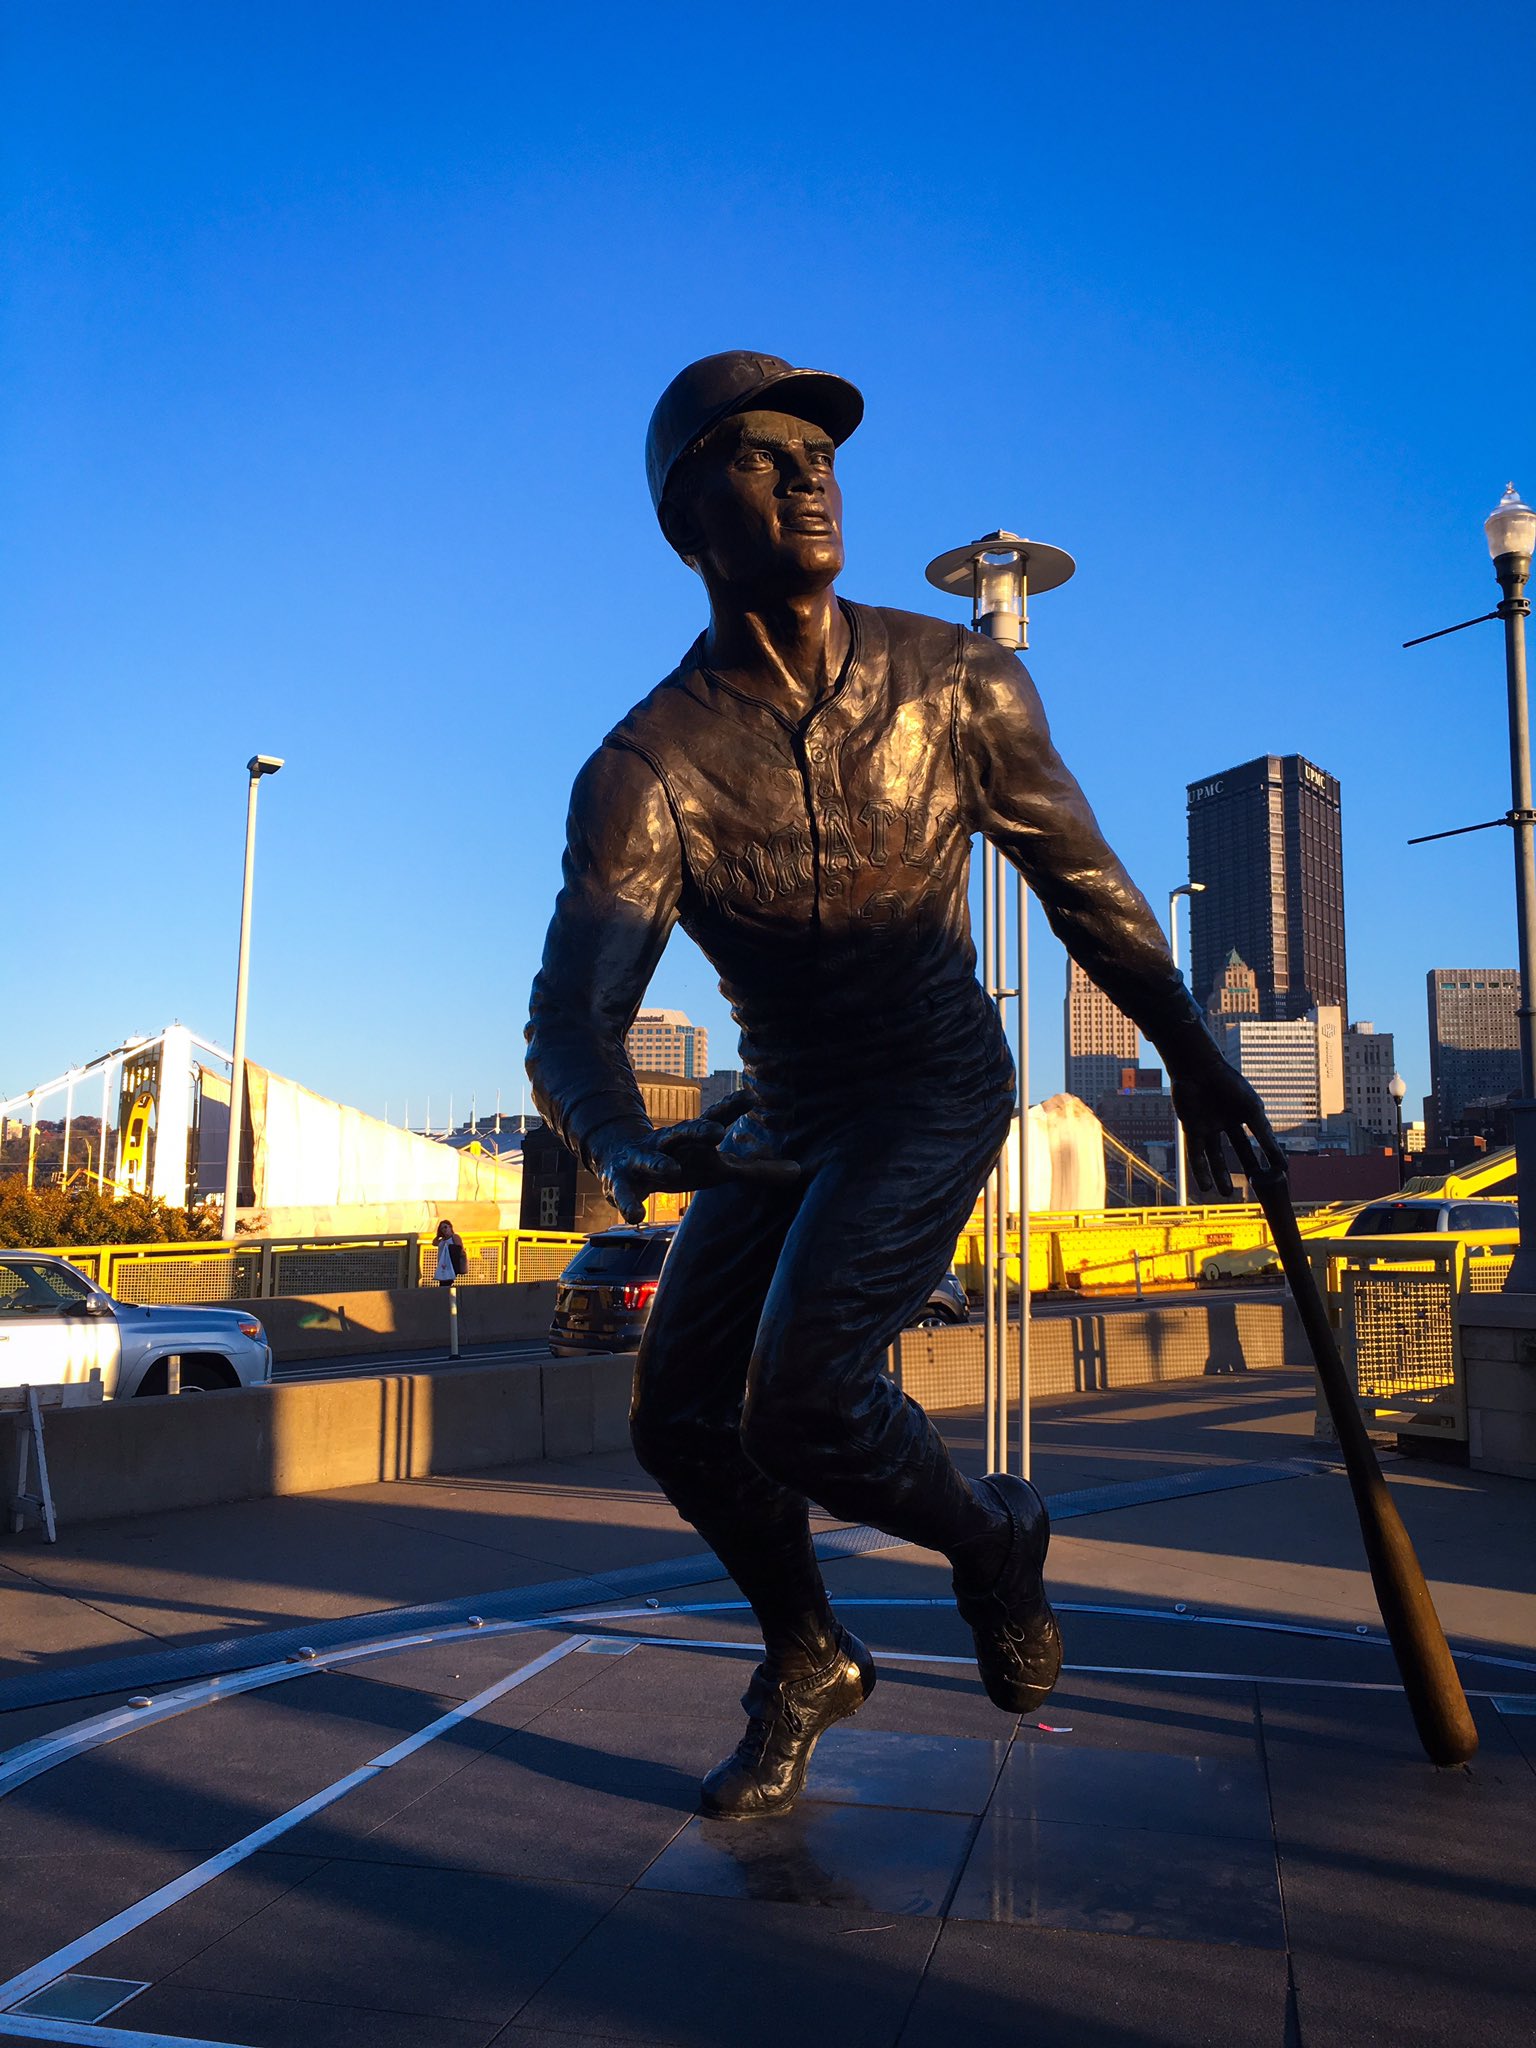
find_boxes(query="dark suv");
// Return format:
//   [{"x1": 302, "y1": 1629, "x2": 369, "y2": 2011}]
[
  {"x1": 549, "y1": 1229, "x2": 970, "y2": 1356},
  {"x1": 549, "y1": 1228, "x2": 677, "y2": 1356}
]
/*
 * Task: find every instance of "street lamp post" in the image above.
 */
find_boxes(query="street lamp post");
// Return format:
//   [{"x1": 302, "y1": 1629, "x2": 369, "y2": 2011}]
[
  {"x1": 221, "y1": 755, "x2": 284, "y2": 1240},
  {"x1": 1486, "y1": 487, "x2": 1536, "y2": 1290},
  {"x1": 1168, "y1": 881, "x2": 1206, "y2": 1207},
  {"x1": 1389, "y1": 1071, "x2": 1407, "y2": 1190},
  {"x1": 924, "y1": 532, "x2": 1075, "y2": 1481},
  {"x1": 1404, "y1": 487, "x2": 1536, "y2": 1291},
  {"x1": 1487, "y1": 487, "x2": 1536, "y2": 1088}
]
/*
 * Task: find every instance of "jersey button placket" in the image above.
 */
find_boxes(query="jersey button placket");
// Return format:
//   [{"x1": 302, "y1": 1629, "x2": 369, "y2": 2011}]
[{"x1": 811, "y1": 724, "x2": 847, "y2": 905}]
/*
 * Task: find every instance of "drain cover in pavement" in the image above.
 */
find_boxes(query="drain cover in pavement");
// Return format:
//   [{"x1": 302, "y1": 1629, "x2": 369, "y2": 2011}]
[{"x1": 10, "y1": 1973, "x2": 149, "y2": 2021}]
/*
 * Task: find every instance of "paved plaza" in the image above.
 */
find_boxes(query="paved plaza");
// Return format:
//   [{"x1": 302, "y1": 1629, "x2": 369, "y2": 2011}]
[{"x1": 1, "y1": 1370, "x2": 1533, "y2": 2047}]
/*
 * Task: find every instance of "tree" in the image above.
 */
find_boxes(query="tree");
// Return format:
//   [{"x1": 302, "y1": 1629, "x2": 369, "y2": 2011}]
[{"x1": 0, "y1": 1177, "x2": 222, "y2": 1248}]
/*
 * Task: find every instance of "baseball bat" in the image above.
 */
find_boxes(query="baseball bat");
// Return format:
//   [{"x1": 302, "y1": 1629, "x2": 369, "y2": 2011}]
[{"x1": 1233, "y1": 1135, "x2": 1479, "y2": 1768}]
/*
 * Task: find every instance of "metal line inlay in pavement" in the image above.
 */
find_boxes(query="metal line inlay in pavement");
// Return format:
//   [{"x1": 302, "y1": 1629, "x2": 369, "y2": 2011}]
[
  {"x1": 0, "y1": 1455, "x2": 1328, "y2": 1714},
  {"x1": 0, "y1": 1636, "x2": 586, "y2": 2016}
]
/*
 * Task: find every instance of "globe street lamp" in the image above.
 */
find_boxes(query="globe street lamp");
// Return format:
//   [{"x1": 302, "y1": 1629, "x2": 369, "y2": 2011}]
[
  {"x1": 924, "y1": 532, "x2": 1076, "y2": 1481},
  {"x1": 222, "y1": 755, "x2": 284, "y2": 1239},
  {"x1": 1388, "y1": 1070, "x2": 1408, "y2": 1190},
  {"x1": 1168, "y1": 881, "x2": 1206, "y2": 1207}
]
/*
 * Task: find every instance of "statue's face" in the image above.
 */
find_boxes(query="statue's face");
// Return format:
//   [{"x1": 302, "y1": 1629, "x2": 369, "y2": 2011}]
[{"x1": 661, "y1": 409, "x2": 844, "y2": 593}]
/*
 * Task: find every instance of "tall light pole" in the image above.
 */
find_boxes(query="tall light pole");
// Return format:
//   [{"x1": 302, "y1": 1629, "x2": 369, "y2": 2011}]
[
  {"x1": 1404, "y1": 486, "x2": 1536, "y2": 1290},
  {"x1": 221, "y1": 755, "x2": 284, "y2": 1239},
  {"x1": 1487, "y1": 487, "x2": 1536, "y2": 1290},
  {"x1": 924, "y1": 531, "x2": 1075, "y2": 1480},
  {"x1": 1389, "y1": 1070, "x2": 1407, "y2": 1190},
  {"x1": 1168, "y1": 881, "x2": 1206, "y2": 1207},
  {"x1": 1486, "y1": 487, "x2": 1536, "y2": 1091}
]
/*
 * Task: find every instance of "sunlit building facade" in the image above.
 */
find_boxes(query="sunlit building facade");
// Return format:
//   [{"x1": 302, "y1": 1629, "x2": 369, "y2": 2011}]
[
  {"x1": 1064, "y1": 957, "x2": 1138, "y2": 1108},
  {"x1": 624, "y1": 1008, "x2": 708, "y2": 1080}
]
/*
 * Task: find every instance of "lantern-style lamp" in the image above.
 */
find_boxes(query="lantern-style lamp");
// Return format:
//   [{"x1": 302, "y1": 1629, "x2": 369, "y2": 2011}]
[
  {"x1": 1486, "y1": 484, "x2": 1536, "y2": 570},
  {"x1": 924, "y1": 530, "x2": 1076, "y2": 649}
]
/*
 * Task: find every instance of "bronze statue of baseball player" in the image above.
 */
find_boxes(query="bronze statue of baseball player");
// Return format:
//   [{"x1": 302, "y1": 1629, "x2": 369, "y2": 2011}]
[{"x1": 527, "y1": 351, "x2": 1277, "y2": 1818}]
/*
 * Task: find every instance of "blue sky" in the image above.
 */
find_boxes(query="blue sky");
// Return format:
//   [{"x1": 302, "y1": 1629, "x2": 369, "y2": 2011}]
[{"x1": 4, "y1": 3, "x2": 1532, "y2": 1125}]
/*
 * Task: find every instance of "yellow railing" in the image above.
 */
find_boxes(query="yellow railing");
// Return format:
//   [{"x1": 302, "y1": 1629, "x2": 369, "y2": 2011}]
[
  {"x1": 34, "y1": 1228, "x2": 588, "y2": 1304},
  {"x1": 44, "y1": 1202, "x2": 1490, "y2": 1316},
  {"x1": 1305, "y1": 1230, "x2": 1519, "y2": 1441},
  {"x1": 955, "y1": 1151, "x2": 1525, "y2": 1300},
  {"x1": 41, "y1": 1207, "x2": 1274, "y2": 1306},
  {"x1": 955, "y1": 1203, "x2": 1277, "y2": 1295}
]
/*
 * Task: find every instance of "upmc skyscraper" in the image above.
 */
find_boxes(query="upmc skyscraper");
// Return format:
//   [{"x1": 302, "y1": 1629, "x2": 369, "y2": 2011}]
[{"x1": 1186, "y1": 755, "x2": 1347, "y2": 1023}]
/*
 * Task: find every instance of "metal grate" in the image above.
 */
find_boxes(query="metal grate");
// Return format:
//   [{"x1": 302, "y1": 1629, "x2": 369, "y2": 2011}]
[
  {"x1": 516, "y1": 1241, "x2": 577, "y2": 1281},
  {"x1": 417, "y1": 1241, "x2": 504, "y2": 1286},
  {"x1": 1046, "y1": 1457, "x2": 1321, "y2": 1520},
  {"x1": 1351, "y1": 1272, "x2": 1455, "y2": 1399},
  {"x1": 1466, "y1": 1256, "x2": 1515, "y2": 1293},
  {"x1": 272, "y1": 1247, "x2": 407, "y2": 1295},
  {"x1": 111, "y1": 1253, "x2": 260, "y2": 1304}
]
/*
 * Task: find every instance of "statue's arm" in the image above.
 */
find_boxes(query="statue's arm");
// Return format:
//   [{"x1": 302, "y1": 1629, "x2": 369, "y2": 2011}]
[
  {"x1": 524, "y1": 742, "x2": 681, "y2": 1176},
  {"x1": 957, "y1": 636, "x2": 1281, "y2": 1189},
  {"x1": 957, "y1": 637, "x2": 1202, "y2": 1056}
]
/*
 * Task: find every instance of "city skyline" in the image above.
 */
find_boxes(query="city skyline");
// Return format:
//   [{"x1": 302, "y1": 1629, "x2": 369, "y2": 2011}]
[
  {"x1": 5, "y1": 9, "x2": 1531, "y2": 1128},
  {"x1": 2, "y1": 822, "x2": 1519, "y2": 1138}
]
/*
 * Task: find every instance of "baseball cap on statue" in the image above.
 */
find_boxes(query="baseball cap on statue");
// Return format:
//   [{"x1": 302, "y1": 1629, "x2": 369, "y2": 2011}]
[{"x1": 645, "y1": 350, "x2": 864, "y2": 515}]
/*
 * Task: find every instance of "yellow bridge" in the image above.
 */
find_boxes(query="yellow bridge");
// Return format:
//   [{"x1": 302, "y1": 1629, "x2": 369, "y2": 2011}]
[
  {"x1": 20, "y1": 1147, "x2": 1516, "y2": 1309},
  {"x1": 956, "y1": 1146, "x2": 1519, "y2": 1297}
]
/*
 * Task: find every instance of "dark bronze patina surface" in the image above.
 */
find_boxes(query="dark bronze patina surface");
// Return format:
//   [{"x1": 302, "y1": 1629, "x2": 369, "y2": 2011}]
[{"x1": 526, "y1": 350, "x2": 1280, "y2": 1801}]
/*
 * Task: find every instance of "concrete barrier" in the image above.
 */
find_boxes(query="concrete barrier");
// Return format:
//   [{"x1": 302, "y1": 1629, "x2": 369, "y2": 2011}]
[
  {"x1": 7, "y1": 1349, "x2": 637, "y2": 1529},
  {"x1": 1460, "y1": 1292, "x2": 1536, "y2": 1479},
  {"x1": 3, "y1": 1298, "x2": 1307, "y2": 1532},
  {"x1": 893, "y1": 1299, "x2": 1305, "y2": 1411},
  {"x1": 248, "y1": 1282, "x2": 558, "y2": 1362}
]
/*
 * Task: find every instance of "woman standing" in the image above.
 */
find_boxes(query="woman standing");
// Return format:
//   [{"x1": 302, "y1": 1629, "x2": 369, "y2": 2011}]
[{"x1": 432, "y1": 1219, "x2": 467, "y2": 1286}]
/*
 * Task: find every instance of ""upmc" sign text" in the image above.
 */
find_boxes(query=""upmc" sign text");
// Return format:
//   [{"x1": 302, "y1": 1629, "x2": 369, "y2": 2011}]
[{"x1": 1189, "y1": 779, "x2": 1225, "y2": 802}]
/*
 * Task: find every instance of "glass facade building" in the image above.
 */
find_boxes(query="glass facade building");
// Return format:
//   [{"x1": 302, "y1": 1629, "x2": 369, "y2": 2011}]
[
  {"x1": 1186, "y1": 755, "x2": 1346, "y2": 1023},
  {"x1": 1426, "y1": 969, "x2": 1520, "y2": 1139}
]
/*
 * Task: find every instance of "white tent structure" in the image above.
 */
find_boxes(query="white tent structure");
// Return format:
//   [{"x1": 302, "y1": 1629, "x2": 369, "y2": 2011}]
[
  {"x1": 1027, "y1": 1094, "x2": 1109, "y2": 1213},
  {"x1": 1, "y1": 1027, "x2": 521, "y2": 1230}
]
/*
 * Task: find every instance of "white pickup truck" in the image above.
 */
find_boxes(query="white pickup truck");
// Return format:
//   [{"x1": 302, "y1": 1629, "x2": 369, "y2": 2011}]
[{"x1": 0, "y1": 1253, "x2": 272, "y2": 1396}]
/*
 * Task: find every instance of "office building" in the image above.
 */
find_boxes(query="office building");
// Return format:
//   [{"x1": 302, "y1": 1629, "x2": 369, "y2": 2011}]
[
  {"x1": 1343, "y1": 1022, "x2": 1398, "y2": 1142},
  {"x1": 1096, "y1": 1066, "x2": 1177, "y2": 1174},
  {"x1": 1064, "y1": 957, "x2": 1138, "y2": 1107},
  {"x1": 1427, "y1": 969, "x2": 1520, "y2": 1140},
  {"x1": 1218, "y1": 1006, "x2": 1344, "y2": 1137},
  {"x1": 1187, "y1": 755, "x2": 1347, "y2": 1022},
  {"x1": 700, "y1": 1068, "x2": 746, "y2": 1112},
  {"x1": 1205, "y1": 949, "x2": 1261, "y2": 1025},
  {"x1": 624, "y1": 1008, "x2": 708, "y2": 1079},
  {"x1": 521, "y1": 1074, "x2": 701, "y2": 1232}
]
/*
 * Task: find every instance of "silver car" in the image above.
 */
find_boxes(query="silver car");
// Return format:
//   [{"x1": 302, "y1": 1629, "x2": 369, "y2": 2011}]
[
  {"x1": 0, "y1": 1253, "x2": 272, "y2": 1396},
  {"x1": 1343, "y1": 1198, "x2": 1518, "y2": 1238}
]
